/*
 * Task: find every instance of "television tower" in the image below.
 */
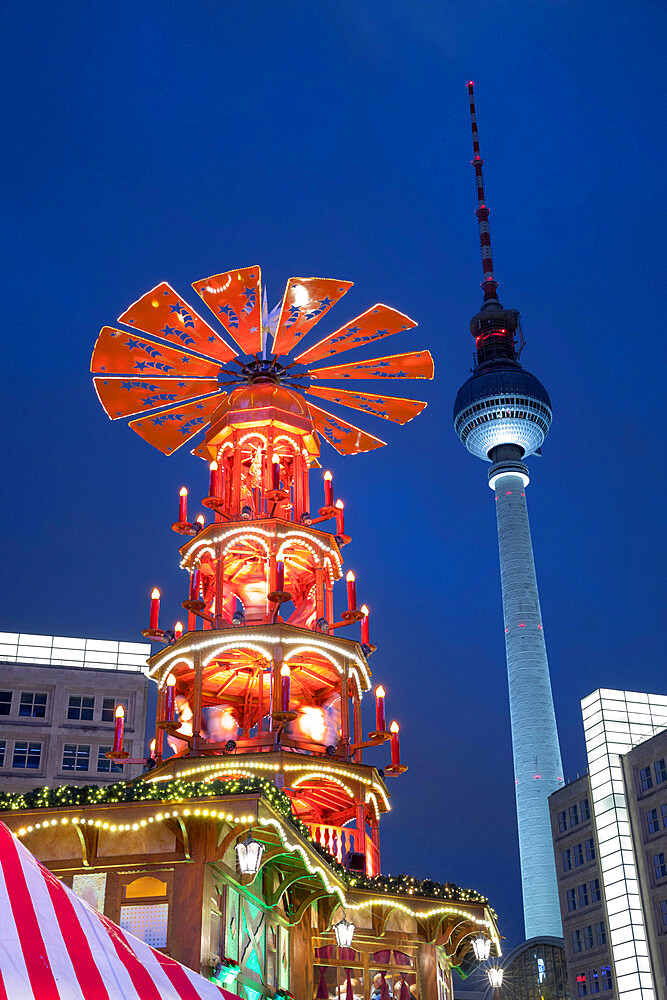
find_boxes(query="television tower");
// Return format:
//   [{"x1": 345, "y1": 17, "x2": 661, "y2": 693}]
[{"x1": 453, "y1": 83, "x2": 564, "y2": 939}]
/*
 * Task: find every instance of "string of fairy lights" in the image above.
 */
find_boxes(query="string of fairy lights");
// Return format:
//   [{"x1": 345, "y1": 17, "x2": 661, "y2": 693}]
[{"x1": 0, "y1": 777, "x2": 492, "y2": 912}]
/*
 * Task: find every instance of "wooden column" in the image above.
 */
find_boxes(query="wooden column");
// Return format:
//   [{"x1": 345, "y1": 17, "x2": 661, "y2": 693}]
[
  {"x1": 231, "y1": 431, "x2": 242, "y2": 516},
  {"x1": 353, "y1": 695, "x2": 362, "y2": 763},
  {"x1": 417, "y1": 942, "x2": 439, "y2": 1000},
  {"x1": 324, "y1": 576, "x2": 334, "y2": 625},
  {"x1": 192, "y1": 650, "x2": 203, "y2": 747},
  {"x1": 215, "y1": 542, "x2": 224, "y2": 627},
  {"x1": 339, "y1": 663, "x2": 350, "y2": 746},
  {"x1": 170, "y1": 819, "x2": 209, "y2": 974},
  {"x1": 315, "y1": 567, "x2": 324, "y2": 622}
]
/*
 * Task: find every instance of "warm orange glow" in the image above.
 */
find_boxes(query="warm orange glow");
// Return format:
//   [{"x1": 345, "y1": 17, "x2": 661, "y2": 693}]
[
  {"x1": 324, "y1": 470, "x2": 332, "y2": 481},
  {"x1": 298, "y1": 706, "x2": 326, "y2": 742},
  {"x1": 167, "y1": 674, "x2": 176, "y2": 687},
  {"x1": 335, "y1": 499, "x2": 344, "y2": 509},
  {"x1": 390, "y1": 720, "x2": 399, "y2": 733},
  {"x1": 272, "y1": 455, "x2": 280, "y2": 464},
  {"x1": 151, "y1": 587, "x2": 160, "y2": 600},
  {"x1": 346, "y1": 570, "x2": 355, "y2": 582},
  {"x1": 376, "y1": 685, "x2": 386, "y2": 699},
  {"x1": 115, "y1": 705, "x2": 125, "y2": 719},
  {"x1": 209, "y1": 460, "x2": 218, "y2": 471},
  {"x1": 280, "y1": 664, "x2": 291, "y2": 677},
  {"x1": 361, "y1": 604, "x2": 369, "y2": 616},
  {"x1": 179, "y1": 486, "x2": 188, "y2": 497},
  {"x1": 174, "y1": 620, "x2": 183, "y2": 635},
  {"x1": 196, "y1": 514, "x2": 205, "y2": 525},
  {"x1": 149, "y1": 739, "x2": 156, "y2": 753}
]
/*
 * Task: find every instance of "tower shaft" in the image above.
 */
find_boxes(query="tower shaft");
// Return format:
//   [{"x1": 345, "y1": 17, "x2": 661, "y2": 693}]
[{"x1": 491, "y1": 461, "x2": 563, "y2": 939}]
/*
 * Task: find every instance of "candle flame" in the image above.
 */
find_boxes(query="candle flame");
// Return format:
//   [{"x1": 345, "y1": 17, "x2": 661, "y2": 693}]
[
  {"x1": 390, "y1": 720, "x2": 399, "y2": 733},
  {"x1": 209, "y1": 460, "x2": 218, "y2": 471},
  {"x1": 335, "y1": 499, "x2": 344, "y2": 509},
  {"x1": 361, "y1": 604, "x2": 369, "y2": 616},
  {"x1": 167, "y1": 674, "x2": 176, "y2": 687},
  {"x1": 149, "y1": 739, "x2": 156, "y2": 753},
  {"x1": 346, "y1": 570, "x2": 355, "y2": 582},
  {"x1": 174, "y1": 621, "x2": 183, "y2": 634},
  {"x1": 115, "y1": 705, "x2": 125, "y2": 718},
  {"x1": 179, "y1": 486, "x2": 188, "y2": 497},
  {"x1": 324, "y1": 471, "x2": 332, "y2": 481},
  {"x1": 376, "y1": 685, "x2": 385, "y2": 698},
  {"x1": 196, "y1": 514, "x2": 205, "y2": 525},
  {"x1": 151, "y1": 587, "x2": 160, "y2": 600},
  {"x1": 272, "y1": 454, "x2": 280, "y2": 464},
  {"x1": 280, "y1": 664, "x2": 291, "y2": 677}
]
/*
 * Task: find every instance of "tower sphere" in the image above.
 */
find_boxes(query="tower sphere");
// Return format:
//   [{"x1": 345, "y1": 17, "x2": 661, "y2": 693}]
[{"x1": 453, "y1": 359, "x2": 552, "y2": 461}]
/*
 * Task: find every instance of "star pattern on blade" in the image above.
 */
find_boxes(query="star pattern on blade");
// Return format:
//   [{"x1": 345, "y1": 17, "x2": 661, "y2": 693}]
[{"x1": 90, "y1": 267, "x2": 433, "y2": 456}]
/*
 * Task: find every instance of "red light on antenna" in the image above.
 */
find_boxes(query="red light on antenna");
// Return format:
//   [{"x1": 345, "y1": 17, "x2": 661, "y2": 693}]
[{"x1": 467, "y1": 80, "x2": 474, "y2": 87}]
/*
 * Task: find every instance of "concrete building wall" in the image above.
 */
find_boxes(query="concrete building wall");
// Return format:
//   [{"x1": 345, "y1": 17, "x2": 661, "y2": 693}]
[
  {"x1": 622, "y1": 730, "x2": 667, "y2": 1000},
  {"x1": 0, "y1": 660, "x2": 152, "y2": 790},
  {"x1": 550, "y1": 775, "x2": 614, "y2": 1000}
]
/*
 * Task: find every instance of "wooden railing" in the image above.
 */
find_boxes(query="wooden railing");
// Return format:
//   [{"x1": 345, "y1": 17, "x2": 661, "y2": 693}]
[{"x1": 307, "y1": 823, "x2": 380, "y2": 876}]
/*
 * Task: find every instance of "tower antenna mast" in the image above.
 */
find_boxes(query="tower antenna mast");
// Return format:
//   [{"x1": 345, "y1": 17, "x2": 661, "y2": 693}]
[{"x1": 467, "y1": 81, "x2": 498, "y2": 303}]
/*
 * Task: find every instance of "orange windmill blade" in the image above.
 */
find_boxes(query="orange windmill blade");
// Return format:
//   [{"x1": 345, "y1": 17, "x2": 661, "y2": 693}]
[
  {"x1": 305, "y1": 385, "x2": 427, "y2": 425},
  {"x1": 308, "y1": 350, "x2": 435, "y2": 381},
  {"x1": 129, "y1": 395, "x2": 224, "y2": 456},
  {"x1": 271, "y1": 277, "x2": 353, "y2": 358},
  {"x1": 94, "y1": 377, "x2": 220, "y2": 420},
  {"x1": 118, "y1": 282, "x2": 236, "y2": 364},
  {"x1": 91, "y1": 327, "x2": 222, "y2": 379},
  {"x1": 191, "y1": 265, "x2": 263, "y2": 356},
  {"x1": 306, "y1": 401, "x2": 387, "y2": 456},
  {"x1": 295, "y1": 304, "x2": 417, "y2": 366}
]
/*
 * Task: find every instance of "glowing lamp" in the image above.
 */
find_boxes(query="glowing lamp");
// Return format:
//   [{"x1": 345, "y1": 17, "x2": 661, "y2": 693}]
[
  {"x1": 196, "y1": 514, "x2": 205, "y2": 531},
  {"x1": 360, "y1": 604, "x2": 370, "y2": 645},
  {"x1": 389, "y1": 721, "x2": 401, "y2": 766},
  {"x1": 178, "y1": 486, "x2": 188, "y2": 523},
  {"x1": 112, "y1": 705, "x2": 125, "y2": 753},
  {"x1": 164, "y1": 674, "x2": 176, "y2": 722},
  {"x1": 174, "y1": 620, "x2": 183, "y2": 639},
  {"x1": 324, "y1": 470, "x2": 333, "y2": 507},
  {"x1": 280, "y1": 663, "x2": 291, "y2": 712},
  {"x1": 346, "y1": 570, "x2": 357, "y2": 611},
  {"x1": 375, "y1": 685, "x2": 386, "y2": 732},
  {"x1": 472, "y1": 936, "x2": 491, "y2": 962},
  {"x1": 333, "y1": 915, "x2": 356, "y2": 949},
  {"x1": 335, "y1": 499, "x2": 345, "y2": 534},
  {"x1": 236, "y1": 833, "x2": 265, "y2": 876},
  {"x1": 149, "y1": 588, "x2": 161, "y2": 629},
  {"x1": 271, "y1": 455, "x2": 281, "y2": 491},
  {"x1": 487, "y1": 969, "x2": 504, "y2": 989}
]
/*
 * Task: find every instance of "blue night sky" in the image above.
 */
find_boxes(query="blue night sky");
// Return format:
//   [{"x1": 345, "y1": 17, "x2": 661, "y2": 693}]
[{"x1": 1, "y1": 1, "x2": 665, "y2": 949}]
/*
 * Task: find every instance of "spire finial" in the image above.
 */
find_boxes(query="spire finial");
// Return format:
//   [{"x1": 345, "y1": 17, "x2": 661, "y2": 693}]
[{"x1": 467, "y1": 82, "x2": 499, "y2": 302}]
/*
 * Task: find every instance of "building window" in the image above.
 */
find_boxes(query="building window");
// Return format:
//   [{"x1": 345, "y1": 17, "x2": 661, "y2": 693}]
[
  {"x1": 62, "y1": 744, "x2": 90, "y2": 772},
  {"x1": 662, "y1": 804, "x2": 667, "y2": 829},
  {"x1": 571, "y1": 930, "x2": 582, "y2": 953},
  {"x1": 18, "y1": 692, "x2": 47, "y2": 718},
  {"x1": 12, "y1": 741, "x2": 42, "y2": 768},
  {"x1": 567, "y1": 889, "x2": 578, "y2": 912},
  {"x1": 600, "y1": 966, "x2": 612, "y2": 992},
  {"x1": 590, "y1": 879, "x2": 601, "y2": 902},
  {"x1": 0, "y1": 691, "x2": 12, "y2": 716},
  {"x1": 654, "y1": 853, "x2": 667, "y2": 880},
  {"x1": 589, "y1": 969, "x2": 601, "y2": 994},
  {"x1": 569, "y1": 804, "x2": 580, "y2": 827},
  {"x1": 660, "y1": 900, "x2": 667, "y2": 927},
  {"x1": 574, "y1": 843, "x2": 584, "y2": 867},
  {"x1": 562, "y1": 849, "x2": 572, "y2": 872},
  {"x1": 580, "y1": 798, "x2": 591, "y2": 821},
  {"x1": 558, "y1": 810, "x2": 568, "y2": 833},
  {"x1": 0, "y1": 740, "x2": 5, "y2": 766},
  {"x1": 585, "y1": 838, "x2": 596, "y2": 862},
  {"x1": 96, "y1": 746, "x2": 123, "y2": 774},
  {"x1": 578, "y1": 883, "x2": 589, "y2": 907},
  {"x1": 655, "y1": 758, "x2": 667, "y2": 785},
  {"x1": 67, "y1": 696, "x2": 94, "y2": 721},
  {"x1": 577, "y1": 974, "x2": 587, "y2": 997},
  {"x1": 640, "y1": 766, "x2": 653, "y2": 792},
  {"x1": 647, "y1": 809, "x2": 660, "y2": 835},
  {"x1": 595, "y1": 921, "x2": 607, "y2": 946},
  {"x1": 583, "y1": 926, "x2": 594, "y2": 950},
  {"x1": 101, "y1": 697, "x2": 119, "y2": 723}
]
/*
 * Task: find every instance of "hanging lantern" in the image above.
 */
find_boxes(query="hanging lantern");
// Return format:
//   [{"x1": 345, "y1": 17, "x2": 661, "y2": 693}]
[
  {"x1": 333, "y1": 915, "x2": 356, "y2": 949},
  {"x1": 487, "y1": 968, "x2": 504, "y2": 989},
  {"x1": 235, "y1": 833, "x2": 265, "y2": 876},
  {"x1": 472, "y1": 935, "x2": 491, "y2": 962}
]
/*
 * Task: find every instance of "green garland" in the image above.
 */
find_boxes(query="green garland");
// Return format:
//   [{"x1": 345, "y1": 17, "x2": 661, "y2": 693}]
[{"x1": 0, "y1": 777, "x2": 490, "y2": 907}]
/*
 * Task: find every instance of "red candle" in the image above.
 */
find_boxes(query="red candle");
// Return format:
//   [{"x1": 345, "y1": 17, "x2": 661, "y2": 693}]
[
  {"x1": 164, "y1": 675, "x2": 176, "y2": 722},
  {"x1": 174, "y1": 620, "x2": 183, "y2": 639},
  {"x1": 276, "y1": 560, "x2": 285, "y2": 592},
  {"x1": 149, "y1": 588, "x2": 160, "y2": 629},
  {"x1": 324, "y1": 470, "x2": 333, "y2": 507},
  {"x1": 190, "y1": 568, "x2": 200, "y2": 600},
  {"x1": 280, "y1": 664, "x2": 291, "y2": 712},
  {"x1": 390, "y1": 721, "x2": 400, "y2": 766},
  {"x1": 360, "y1": 605, "x2": 370, "y2": 645},
  {"x1": 272, "y1": 455, "x2": 281, "y2": 491},
  {"x1": 113, "y1": 705, "x2": 125, "y2": 753},
  {"x1": 209, "y1": 460, "x2": 219, "y2": 497},
  {"x1": 178, "y1": 486, "x2": 188, "y2": 522},
  {"x1": 335, "y1": 499, "x2": 345, "y2": 534},
  {"x1": 346, "y1": 571, "x2": 357, "y2": 611},
  {"x1": 375, "y1": 685, "x2": 386, "y2": 731}
]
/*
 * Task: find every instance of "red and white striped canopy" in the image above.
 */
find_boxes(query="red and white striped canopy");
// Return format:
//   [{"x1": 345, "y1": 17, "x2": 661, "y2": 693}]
[{"x1": 0, "y1": 821, "x2": 241, "y2": 1000}]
